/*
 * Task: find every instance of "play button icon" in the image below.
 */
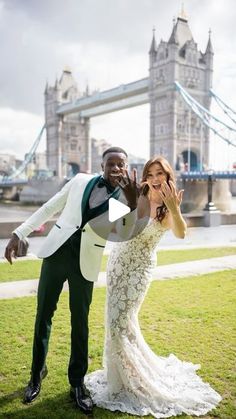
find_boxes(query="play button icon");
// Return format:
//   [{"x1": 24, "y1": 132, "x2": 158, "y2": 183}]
[
  {"x1": 88, "y1": 176, "x2": 150, "y2": 242},
  {"x1": 108, "y1": 197, "x2": 130, "y2": 222}
]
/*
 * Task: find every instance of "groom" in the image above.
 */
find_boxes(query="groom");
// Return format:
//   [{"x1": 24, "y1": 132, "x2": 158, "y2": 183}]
[{"x1": 4, "y1": 147, "x2": 139, "y2": 414}]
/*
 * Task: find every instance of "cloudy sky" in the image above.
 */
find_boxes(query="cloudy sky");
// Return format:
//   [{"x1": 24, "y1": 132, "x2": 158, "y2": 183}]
[{"x1": 0, "y1": 0, "x2": 236, "y2": 169}]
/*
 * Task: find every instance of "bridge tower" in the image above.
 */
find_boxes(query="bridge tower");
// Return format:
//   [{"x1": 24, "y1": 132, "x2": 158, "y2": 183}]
[
  {"x1": 44, "y1": 67, "x2": 91, "y2": 178},
  {"x1": 149, "y1": 8, "x2": 214, "y2": 170}
]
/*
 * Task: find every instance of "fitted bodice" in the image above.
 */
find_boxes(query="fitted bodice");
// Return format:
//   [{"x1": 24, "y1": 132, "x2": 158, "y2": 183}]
[{"x1": 107, "y1": 217, "x2": 167, "y2": 276}]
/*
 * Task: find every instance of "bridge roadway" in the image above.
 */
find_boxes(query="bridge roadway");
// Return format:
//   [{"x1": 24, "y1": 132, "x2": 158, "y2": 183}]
[
  {"x1": 56, "y1": 77, "x2": 149, "y2": 117},
  {"x1": 1, "y1": 171, "x2": 235, "y2": 188},
  {"x1": 0, "y1": 179, "x2": 28, "y2": 188}
]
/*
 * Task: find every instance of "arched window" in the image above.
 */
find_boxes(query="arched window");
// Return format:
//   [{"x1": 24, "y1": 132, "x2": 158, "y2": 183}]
[{"x1": 182, "y1": 150, "x2": 198, "y2": 171}]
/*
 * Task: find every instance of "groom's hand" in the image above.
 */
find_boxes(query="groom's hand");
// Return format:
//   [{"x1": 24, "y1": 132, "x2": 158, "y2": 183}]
[
  {"x1": 4, "y1": 233, "x2": 20, "y2": 264},
  {"x1": 118, "y1": 169, "x2": 140, "y2": 210}
]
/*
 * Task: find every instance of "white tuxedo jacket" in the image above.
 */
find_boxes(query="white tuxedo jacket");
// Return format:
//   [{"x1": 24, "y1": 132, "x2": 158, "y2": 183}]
[{"x1": 14, "y1": 173, "x2": 137, "y2": 282}]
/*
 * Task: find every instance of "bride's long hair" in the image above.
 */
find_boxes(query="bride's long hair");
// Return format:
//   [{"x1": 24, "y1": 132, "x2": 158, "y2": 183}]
[{"x1": 141, "y1": 156, "x2": 176, "y2": 222}]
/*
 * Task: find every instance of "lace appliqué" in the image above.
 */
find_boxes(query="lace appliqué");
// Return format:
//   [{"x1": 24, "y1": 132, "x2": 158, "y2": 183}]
[{"x1": 85, "y1": 220, "x2": 221, "y2": 418}]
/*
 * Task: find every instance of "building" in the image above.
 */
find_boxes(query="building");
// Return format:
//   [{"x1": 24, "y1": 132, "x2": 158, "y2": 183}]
[
  {"x1": 129, "y1": 154, "x2": 146, "y2": 182},
  {"x1": 91, "y1": 140, "x2": 145, "y2": 179},
  {"x1": 44, "y1": 67, "x2": 91, "y2": 178},
  {"x1": 0, "y1": 153, "x2": 17, "y2": 177},
  {"x1": 149, "y1": 8, "x2": 213, "y2": 170},
  {"x1": 25, "y1": 151, "x2": 49, "y2": 179},
  {"x1": 91, "y1": 138, "x2": 112, "y2": 174},
  {"x1": 44, "y1": 9, "x2": 213, "y2": 178}
]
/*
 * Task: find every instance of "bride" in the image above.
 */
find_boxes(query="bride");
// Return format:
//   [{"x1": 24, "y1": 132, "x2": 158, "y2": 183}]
[{"x1": 85, "y1": 156, "x2": 221, "y2": 418}]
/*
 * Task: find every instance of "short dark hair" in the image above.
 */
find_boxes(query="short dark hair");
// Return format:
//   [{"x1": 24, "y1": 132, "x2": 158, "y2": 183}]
[{"x1": 102, "y1": 146, "x2": 128, "y2": 159}]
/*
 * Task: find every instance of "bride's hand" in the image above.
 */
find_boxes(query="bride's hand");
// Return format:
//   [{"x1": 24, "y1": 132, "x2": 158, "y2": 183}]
[
  {"x1": 140, "y1": 180, "x2": 159, "y2": 199},
  {"x1": 159, "y1": 181, "x2": 184, "y2": 212}
]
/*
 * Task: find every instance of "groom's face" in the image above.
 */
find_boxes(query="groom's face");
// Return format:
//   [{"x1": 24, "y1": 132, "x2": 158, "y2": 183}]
[{"x1": 101, "y1": 152, "x2": 128, "y2": 187}]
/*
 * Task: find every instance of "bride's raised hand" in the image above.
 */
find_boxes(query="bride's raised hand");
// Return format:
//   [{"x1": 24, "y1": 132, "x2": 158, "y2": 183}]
[
  {"x1": 140, "y1": 180, "x2": 159, "y2": 198},
  {"x1": 159, "y1": 181, "x2": 184, "y2": 212}
]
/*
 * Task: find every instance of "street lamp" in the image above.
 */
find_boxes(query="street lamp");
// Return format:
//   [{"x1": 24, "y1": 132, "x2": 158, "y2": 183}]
[{"x1": 203, "y1": 170, "x2": 218, "y2": 212}]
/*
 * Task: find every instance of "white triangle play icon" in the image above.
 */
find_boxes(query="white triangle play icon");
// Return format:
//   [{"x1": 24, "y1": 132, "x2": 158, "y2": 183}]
[{"x1": 108, "y1": 197, "x2": 130, "y2": 222}]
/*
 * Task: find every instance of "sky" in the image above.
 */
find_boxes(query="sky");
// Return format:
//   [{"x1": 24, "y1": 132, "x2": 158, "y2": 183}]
[{"x1": 0, "y1": 0, "x2": 236, "y2": 169}]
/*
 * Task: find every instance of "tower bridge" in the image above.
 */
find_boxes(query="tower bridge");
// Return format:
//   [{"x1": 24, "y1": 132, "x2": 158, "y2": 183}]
[
  {"x1": 2, "y1": 9, "x2": 236, "y2": 221},
  {"x1": 3, "y1": 9, "x2": 236, "y2": 185},
  {"x1": 44, "y1": 10, "x2": 215, "y2": 178}
]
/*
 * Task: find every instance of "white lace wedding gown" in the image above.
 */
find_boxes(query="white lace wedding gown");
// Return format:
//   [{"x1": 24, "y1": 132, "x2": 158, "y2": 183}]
[{"x1": 85, "y1": 218, "x2": 221, "y2": 417}]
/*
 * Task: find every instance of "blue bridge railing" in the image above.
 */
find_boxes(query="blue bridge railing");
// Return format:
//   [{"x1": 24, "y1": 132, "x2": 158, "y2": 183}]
[{"x1": 180, "y1": 171, "x2": 236, "y2": 180}]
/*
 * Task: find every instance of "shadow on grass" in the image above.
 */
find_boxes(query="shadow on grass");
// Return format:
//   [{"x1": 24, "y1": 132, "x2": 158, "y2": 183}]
[
  {"x1": 0, "y1": 389, "x2": 89, "y2": 419},
  {"x1": 0, "y1": 387, "x2": 24, "y2": 406},
  {"x1": 0, "y1": 388, "x2": 132, "y2": 419}
]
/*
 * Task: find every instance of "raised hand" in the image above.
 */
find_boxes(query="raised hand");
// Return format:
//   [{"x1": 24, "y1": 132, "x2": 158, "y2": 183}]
[
  {"x1": 118, "y1": 169, "x2": 140, "y2": 210},
  {"x1": 140, "y1": 179, "x2": 160, "y2": 201},
  {"x1": 159, "y1": 181, "x2": 184, "y2": 213},
  {"x1": 4, "y1": 233, "x2": 20, "y2": 264}
]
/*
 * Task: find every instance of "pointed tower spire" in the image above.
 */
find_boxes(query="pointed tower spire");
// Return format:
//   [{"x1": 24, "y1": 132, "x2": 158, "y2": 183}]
[
  {"x1": 168, "y1": 19, "x2": 178, "y2": 44},
  {"x1": 54, "y1": 77, "x2": 59, "y2": 90},
  {"x1": 85, "y1": 82, "x2": 89, "y2": 97},
  {"x1": 168, "y1": 6, "x2": 192, "y2": 47},
  {"x1": 178, "y1": 3, "x2": 188, "y2": 22},
  {"x1": 44, "y1": 81, "x2": 48, "y2": 95},
  {"x1": 149, "y1": 27, "x2": 157, "y2": 54},
  {"x1": 205, "y1": 28, "x2": 213, "y2": 54}
]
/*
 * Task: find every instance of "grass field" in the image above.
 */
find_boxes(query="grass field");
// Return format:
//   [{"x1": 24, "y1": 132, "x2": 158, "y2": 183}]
[
  {"x1": 1, "y1": 246, "x2": 236, "y2": 282},
  {"x1": 0, "y1": 270, "x2": 235, "y2": 418}
]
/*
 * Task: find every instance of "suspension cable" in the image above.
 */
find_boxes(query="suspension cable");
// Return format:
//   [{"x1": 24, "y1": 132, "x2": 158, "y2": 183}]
[
  {"x1": 175, "y1": 82, "x2": 236, "y2": 148},
  {"x1": 7, "y1": 124, "x2": 46, "y2": 179}
]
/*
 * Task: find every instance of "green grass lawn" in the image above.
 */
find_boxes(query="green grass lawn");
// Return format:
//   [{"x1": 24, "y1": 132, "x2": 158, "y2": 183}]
[
  {"x1": 1, "y1": 246, "x2": 236, "y2": 282},
  {"x1": 0, "y1": 270, "x2": 235, "y2": 418}
]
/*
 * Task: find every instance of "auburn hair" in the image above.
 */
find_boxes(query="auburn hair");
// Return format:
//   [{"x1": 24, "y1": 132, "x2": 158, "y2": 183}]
[{"x1": 141, "y1": 156, "x2": 175, "y2": 222}]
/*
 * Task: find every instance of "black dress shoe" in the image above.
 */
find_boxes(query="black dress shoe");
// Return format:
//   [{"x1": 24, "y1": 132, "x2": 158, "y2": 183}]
[
  {"x1": 23, "y1": 380, "x2": 41, "y2": 404},
  {"x1": 70, "y1": 384, "x2": 93, "y2": 414},
  {"x1": 23, "y1": 365, "x2": 48, "y2": 404}
]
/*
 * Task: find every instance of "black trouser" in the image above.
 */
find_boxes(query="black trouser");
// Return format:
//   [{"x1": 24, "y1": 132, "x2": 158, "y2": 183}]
[{"x1": 31, "y1": 235, "x2": 94, "y2": 387}]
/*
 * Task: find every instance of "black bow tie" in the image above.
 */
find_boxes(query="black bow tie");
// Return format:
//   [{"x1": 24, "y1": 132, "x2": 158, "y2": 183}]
[{"x1": 97, "y1": 177, "x2": 116, "y2": 194}]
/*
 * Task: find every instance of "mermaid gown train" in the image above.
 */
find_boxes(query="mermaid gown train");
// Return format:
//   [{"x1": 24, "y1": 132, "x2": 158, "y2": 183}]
[{"x1": 85, "y1": 219, "x2": 221, "y2": 417}]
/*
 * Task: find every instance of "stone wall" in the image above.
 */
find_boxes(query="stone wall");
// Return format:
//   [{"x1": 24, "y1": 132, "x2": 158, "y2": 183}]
[{"x1": 178, "y1": 178, "x2": 232, "y2": 213}]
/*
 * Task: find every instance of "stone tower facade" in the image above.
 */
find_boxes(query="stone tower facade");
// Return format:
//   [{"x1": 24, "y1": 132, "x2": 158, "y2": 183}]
[
  {"x1": 44, "y1": 68, "x2": 91, "y2": 178},
  {"x1": 149, "y1": 11, "x2": 214, "y2": 170}
]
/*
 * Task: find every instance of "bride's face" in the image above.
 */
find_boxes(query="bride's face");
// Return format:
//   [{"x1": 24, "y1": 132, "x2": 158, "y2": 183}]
[{"x1": 146, "y1": 163, "x2": 167, "y2": 191}]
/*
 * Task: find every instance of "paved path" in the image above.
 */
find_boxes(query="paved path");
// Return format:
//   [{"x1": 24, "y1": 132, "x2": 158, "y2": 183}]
[
  {"x1": 0, "y1": 255, "x2": 235, "y2": 300},
  {"x1": 1, "y1": 221, "x2": 236, "y2": 299},
  {"x1": 1, "y1": 224, "x2": 236, "y2": 258}
]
